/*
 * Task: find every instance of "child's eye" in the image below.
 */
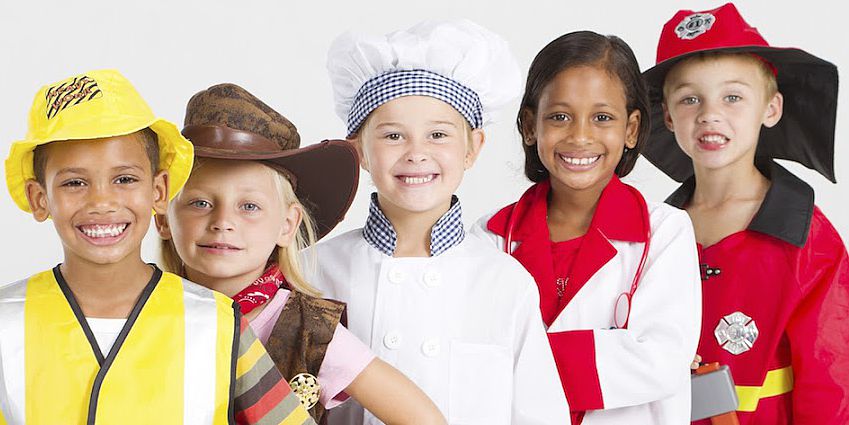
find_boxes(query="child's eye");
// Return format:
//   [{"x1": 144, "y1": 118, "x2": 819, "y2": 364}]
[
  {"x1": 385, "y1": 133, "x2": 402, "y2": 141},
  {"x1": 681, "y1": 96, "x2": 700, "y2": 105},
  {"x1": 594, "y1": 114, "x2": 614, "y2": 122},
  {"x1": 549, "y1": 113, "x2": 569, "y2": 121},
  {"x1": 190, "y1": 200, "x2": 212, "y2": 209},
  {"x1": 114, "y1": 175, "x2": 139, "y2": 184},
  {"x1": 431, "y1": 131, "x2": 448, "y2": 140},
  {"x1": 61, "y1": 179, "x2": 86, "y2": 187},
  {"x1": 725, "y1": 95, "x2": 742, "y2": 103},
  {"x1": 241, "y1": 202, "x2": 261, "y2": 212}
]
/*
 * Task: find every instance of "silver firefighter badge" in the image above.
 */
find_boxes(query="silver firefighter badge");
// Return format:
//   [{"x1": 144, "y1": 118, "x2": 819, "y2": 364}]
[
  {"x1": 714, "y1": 311, "x2": 759, "y2": 355},
  {"x1": 675, "y1": 13, "x2": 716, "y2": 40}
]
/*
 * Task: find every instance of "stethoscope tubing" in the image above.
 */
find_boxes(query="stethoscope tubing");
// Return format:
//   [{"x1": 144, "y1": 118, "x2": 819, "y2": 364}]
[{"x1": 503, "y1": 183, "x2": 651, "y2": 329}]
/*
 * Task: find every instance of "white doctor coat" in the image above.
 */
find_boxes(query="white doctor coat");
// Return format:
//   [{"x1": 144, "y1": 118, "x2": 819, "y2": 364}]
[{"x1": 472, "y1": 178, "x2": 701, "y2": 425}]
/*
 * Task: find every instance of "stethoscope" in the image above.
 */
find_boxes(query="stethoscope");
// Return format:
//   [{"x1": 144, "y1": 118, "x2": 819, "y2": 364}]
[{"x1": 503, "y1": 183, "x2": 651, "y2": 329}]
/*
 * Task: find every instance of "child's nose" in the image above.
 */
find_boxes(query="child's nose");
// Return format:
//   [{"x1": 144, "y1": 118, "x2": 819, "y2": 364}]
[
  {"x1": 404, "y1": 142, "x2": 429, "y2": 163},
  {"x1": 86, "y1": 185, "x2": 118, "y2": 214},
  {"x1": 569, "y1": 120, "x2": 592, "y2": 144},
  {"x1": 209, "y1": 210, "x2": 236, "y2": 232},
  {"x1": 697, "y1": 101, "x2": 722, "y2": 124}
]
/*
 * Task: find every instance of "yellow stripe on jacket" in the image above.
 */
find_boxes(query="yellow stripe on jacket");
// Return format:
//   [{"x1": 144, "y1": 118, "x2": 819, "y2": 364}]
[{"x1": 736, "y1": 366, "x2": 794, "y2": 412}]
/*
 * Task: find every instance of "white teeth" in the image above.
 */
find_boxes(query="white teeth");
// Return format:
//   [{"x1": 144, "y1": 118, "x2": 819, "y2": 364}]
[
  {"x1": 80, "y1": 224, "x2": 127, "y2": 238},
  {"x1": 700, "y1": 134, "x2": 728, "y2": 144},
  {"x1": 560, "y1": 155, "x2": 601, "y2": 166},
  {"x1": 402, "y1": 175, "x2": 435, "y2": 185}
]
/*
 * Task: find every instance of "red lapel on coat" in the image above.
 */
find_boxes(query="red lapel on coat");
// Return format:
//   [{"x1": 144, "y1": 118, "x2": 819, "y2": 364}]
[{"x1": 488, "y1": 177, "x2": 649, "y2": 326}]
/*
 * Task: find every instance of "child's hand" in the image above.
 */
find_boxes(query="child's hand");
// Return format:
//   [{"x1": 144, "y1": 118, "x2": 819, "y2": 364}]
[{"x1": 690, "y1": 354, "x2": 702, "y2": 370}]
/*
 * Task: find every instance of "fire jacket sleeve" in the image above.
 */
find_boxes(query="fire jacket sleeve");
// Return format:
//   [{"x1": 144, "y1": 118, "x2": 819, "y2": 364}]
[{"x1": 786, "y1": 214, "x2": 849, "y2": 424}]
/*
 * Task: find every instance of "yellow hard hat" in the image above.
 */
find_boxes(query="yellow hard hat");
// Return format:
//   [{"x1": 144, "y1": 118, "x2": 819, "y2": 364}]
[{"x1": 5, "y1": 69, "x2": 194, "y2": 212}]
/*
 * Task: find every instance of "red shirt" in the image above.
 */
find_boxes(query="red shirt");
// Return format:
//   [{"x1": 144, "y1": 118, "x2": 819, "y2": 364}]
[{"x1": 667, "y1": 161, "x2": 849, "y2": 425}]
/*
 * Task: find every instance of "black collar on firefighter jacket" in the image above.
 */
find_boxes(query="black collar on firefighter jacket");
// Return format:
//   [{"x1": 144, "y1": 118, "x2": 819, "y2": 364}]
[{"x1": 666, "y1": 159, "x2": 814, "y2": 248}]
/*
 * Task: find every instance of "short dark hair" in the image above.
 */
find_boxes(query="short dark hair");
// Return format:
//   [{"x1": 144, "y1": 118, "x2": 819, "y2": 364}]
[
  {"x1": 518, "y1": 31, "x2": 651, "y2": 182},
  {"x1": 32, "y1": 127, "x2": 160, "y2": 185}
]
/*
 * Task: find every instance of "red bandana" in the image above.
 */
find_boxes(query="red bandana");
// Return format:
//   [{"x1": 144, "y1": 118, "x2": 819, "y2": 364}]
[{"x1": 232, "y1": 264, "x2": 285, "y2": 314}]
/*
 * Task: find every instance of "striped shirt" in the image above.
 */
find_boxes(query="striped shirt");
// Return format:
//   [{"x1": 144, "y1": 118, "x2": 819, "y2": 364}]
[{"x1": 234, "y1": 316, "x2": 315, "y2": 424}]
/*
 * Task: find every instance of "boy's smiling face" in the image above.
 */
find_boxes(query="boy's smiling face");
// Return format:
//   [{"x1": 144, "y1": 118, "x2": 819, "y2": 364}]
[
  {"x1": 25, "y1": 135, "x2": 168, "y2": 267},
  {"x1": 353, "y1": 96, "x2": 484, "y2": 222},
  {"x1": 663, "y1": 54, "x2": 783, "y2": 173}
]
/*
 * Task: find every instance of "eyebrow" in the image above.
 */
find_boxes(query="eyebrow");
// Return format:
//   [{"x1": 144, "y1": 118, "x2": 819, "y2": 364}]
[
  {"x1": 544, "y1": 101, "x2": 615, "y2": 109},
  {"x1": 185, "y1": 185, "x2": 272, "y2": 197},
  {"x1": 374, "y1": 121, "x2": 404, "y2": 129},
  {"x1": 55, "y1": 164, "x2": 145, "y2": 176},
  {"x1": 669, "y1": 79, "x2": 753, "y2": 92},
  {"x1": 428, "y1": 120, "x2": 459, "y2": 127}
]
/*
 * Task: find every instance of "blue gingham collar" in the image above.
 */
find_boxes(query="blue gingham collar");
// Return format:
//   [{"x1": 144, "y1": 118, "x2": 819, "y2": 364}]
[{"x1": 363, "y1": 192, "x2": 465, "y2": 257}]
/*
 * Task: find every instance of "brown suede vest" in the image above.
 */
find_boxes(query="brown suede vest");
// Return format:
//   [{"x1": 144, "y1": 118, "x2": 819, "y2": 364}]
[{"x1": 264, "y1": 291, "x2": 345, "y2": 423}]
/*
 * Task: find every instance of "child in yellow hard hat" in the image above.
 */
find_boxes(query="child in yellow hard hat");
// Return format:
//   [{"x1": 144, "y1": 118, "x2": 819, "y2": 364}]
[{"x1": 0, "y1": 69, "x2": 315, "y2": 425}]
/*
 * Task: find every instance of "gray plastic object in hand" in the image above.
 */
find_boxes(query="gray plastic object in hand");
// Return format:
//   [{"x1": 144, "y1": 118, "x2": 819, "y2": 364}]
[{"x1": 691, "y1": 365, "x2": 739, "y2": 420}]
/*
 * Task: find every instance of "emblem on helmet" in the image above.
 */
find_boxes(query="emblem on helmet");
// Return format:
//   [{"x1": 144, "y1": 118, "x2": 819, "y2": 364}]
[
  {"x1": 714, "y1": 311, "x2": 759, "y2": 355},
  {"x1": 675, "y1": 13, "x2": 716, "y2": 40}
]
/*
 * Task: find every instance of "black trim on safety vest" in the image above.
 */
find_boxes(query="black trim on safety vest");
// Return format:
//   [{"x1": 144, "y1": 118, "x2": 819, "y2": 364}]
[
  {"x1": 228, "y1": 301, "x2": 241, "y2": 425},
  {"x1": 83, "y1": 265, "x2": 162, "y2": 425},
  {"x1": 53, "y1": 265, "x2": 105, "y2": 365}
]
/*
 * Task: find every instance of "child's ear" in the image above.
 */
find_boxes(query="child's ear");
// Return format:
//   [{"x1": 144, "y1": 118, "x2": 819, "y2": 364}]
[
  {"x1": 625, "y1": 109, "x2": 641, "y2": 149},
  {"x1": 25, "y1": 179, "x2": 50, "y2": 222},
  {"x1": 154, "y1": 212, "x2": 172, "y2": 240},
  {"x1": 152, "y1": 170, "x2": 169, "y2": 216},
  {"x1": 464, "y1": 129, "x2": 486, "y2": 170},
  {"x1": 662, "y1": 102, "x2": 675, "y2": 133},
  {"x1": 520, "y1": 108, "x2": 536, "y2": 146},
  {"x1": 277, "y1": 203, "x2": 304, "y2": 248},
  {"x1": 763, "y1": 91, "x2": 784, "y2": 128},
  {"x1": 347, "y1": 135, "x2": 370, "y2": 172}
]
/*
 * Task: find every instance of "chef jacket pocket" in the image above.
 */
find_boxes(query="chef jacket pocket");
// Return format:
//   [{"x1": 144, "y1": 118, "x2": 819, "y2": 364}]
[{"x1": 448, "y1": 342, "x2": 512, "y2": 424}]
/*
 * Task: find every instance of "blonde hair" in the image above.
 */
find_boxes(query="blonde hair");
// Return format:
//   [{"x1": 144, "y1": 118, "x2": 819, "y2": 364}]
[
  {"x1": 160, "y1": 159, "x2": 322, "y2": 297},
  {"x1": 663, "y1": 52, "x2": 779, "y2": 101}
]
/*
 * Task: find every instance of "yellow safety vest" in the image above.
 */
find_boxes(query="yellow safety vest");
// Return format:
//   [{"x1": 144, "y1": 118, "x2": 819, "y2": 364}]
[{"x1": 0, "y1": 266, "x2": 238, "y2": 425}]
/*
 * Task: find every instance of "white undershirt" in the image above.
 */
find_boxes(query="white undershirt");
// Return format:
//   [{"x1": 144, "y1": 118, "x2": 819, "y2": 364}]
[{"x1": 86, "y1": 317, "x2": 127, "y2": 356}]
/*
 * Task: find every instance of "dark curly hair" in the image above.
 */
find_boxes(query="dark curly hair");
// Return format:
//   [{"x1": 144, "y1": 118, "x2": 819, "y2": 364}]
[{"x1": 518, "y1": 31, "x2": 650, "y2": 182}]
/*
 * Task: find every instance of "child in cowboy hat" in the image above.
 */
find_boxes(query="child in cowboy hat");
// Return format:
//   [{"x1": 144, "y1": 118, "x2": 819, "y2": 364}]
[
  {"x1": 0, "y1": 70, "x2": 313, "y2": 424},
  {"x1": 305, "y1": 19, "x2": 571, "y2": 424},
  {"x1": 156, "y1": 83, "x2": 445, "y2": 424},
  {"x1": 643, "y1": 3, "x2": 849, "y2": 424}
]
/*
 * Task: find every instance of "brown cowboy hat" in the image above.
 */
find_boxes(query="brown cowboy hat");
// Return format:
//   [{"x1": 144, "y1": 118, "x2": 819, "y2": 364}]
[{"x1": 182, "y1": 83, "x2": 358, "y2": 240}]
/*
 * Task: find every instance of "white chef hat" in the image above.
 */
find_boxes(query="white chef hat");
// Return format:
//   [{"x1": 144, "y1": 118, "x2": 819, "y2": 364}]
[{"x1": 327, "y1": 19, "x2": 521, "y2": 137}]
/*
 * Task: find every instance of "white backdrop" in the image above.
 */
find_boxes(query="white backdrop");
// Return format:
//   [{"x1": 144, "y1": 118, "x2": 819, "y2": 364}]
[{"x1": 1, "y1": 0, "x2": 846, "y2": 283}]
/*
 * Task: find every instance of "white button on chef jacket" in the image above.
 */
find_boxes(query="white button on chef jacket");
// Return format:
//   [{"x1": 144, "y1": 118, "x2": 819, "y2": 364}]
[{"x1": 422, "y1": 270, "x2": 442, "y2": 288}]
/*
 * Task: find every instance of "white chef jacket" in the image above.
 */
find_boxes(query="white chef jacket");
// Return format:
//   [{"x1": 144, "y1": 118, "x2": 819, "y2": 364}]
[{"x1": 304, "y1": 199, "x2": 571, "y2": 425}]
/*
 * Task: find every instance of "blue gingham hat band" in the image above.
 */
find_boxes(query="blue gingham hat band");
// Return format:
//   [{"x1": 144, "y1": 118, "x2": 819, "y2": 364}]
[{"x1": 346, "y1": 69, "x2": 483, "y2": 137}]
